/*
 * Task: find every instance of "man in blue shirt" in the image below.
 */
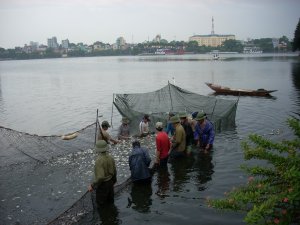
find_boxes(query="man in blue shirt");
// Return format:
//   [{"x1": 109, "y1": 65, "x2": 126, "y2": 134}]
[
  {"x1": 165, "y1": 112, "x2": 175, "y2": 136},
  {"x1": 194, "y1": 112, "x2": 215, "y2": 154},
  {"x1": 129, "y1": 140, "x2": 152, "y2": 183}
]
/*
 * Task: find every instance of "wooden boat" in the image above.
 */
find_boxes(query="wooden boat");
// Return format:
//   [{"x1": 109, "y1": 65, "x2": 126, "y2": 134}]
[{"x1": 205, "y1": 82, "x2": 277, "y2": 96}]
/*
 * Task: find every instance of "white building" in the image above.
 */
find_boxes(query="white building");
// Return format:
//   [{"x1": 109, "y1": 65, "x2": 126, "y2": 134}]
[
  {"x1": 61, "y1": 39, "x2": 69, "y2": 49},
  {"x1": 47, "y1": 37, "x2": 59, "y2": 49},
  {"x1": 30, "y1": 41, "x2": 39, "y2": 51},
  {"x1": 116, "y1": 37, "x2": 126, "y2": 49}
]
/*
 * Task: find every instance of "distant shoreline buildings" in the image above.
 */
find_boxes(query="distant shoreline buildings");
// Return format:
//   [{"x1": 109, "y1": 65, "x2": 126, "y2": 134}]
[
  {"x1": 189, "y1": 17, "x2": 235, "y2": 47},
  {"x1": 0, "y1": 17, "x2": 291, "y2": 59}
]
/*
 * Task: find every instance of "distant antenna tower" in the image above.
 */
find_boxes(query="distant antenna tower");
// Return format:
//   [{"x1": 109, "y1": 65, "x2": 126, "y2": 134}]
[{"x1": 211, "y1": 17, "x2": 215, "y2": 35}]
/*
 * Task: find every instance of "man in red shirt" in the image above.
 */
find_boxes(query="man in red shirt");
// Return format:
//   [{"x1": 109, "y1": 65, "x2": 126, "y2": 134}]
[{"x1": 155, "y1": 122, "x2": 171, "y2": 167}]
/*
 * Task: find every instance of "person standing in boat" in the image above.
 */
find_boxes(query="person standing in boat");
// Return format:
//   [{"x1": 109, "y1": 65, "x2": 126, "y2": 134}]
[
  {"x1": 194, "y1": 112, "x2": 215, "y2": 154},
  {"x1": 139, "y1": 114, "x2": 151, "y2": 137},
  {"x1": 88, "y1": 140, "x2": 117, "y2": 206},
  {"x1": 98, "y1": 120, "x2": 119, "y2": 144},
  {"x1": 118, "y1": 117, "x2": 131, "y2": 140}
]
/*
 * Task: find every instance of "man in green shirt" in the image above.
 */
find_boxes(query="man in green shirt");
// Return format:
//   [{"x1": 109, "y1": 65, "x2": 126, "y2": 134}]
[
  {"x1": 88, "y1": 140, "x2": 117, "y2": 206},
  {"x1": 169, "y1": 116, "x2": 186, "y2": 158}
]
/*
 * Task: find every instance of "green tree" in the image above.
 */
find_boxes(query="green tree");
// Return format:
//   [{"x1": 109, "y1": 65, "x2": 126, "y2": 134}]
[
  {"x1": 221, "y1": 39, "x2": 243, "y2": 53},
  {"x1": 185, "y1": 41, "x2": 199, "y2": 53},
  {"x1": 253, "y1": 38, "x2": 274, "y2": 53},
  {"x1": 292, "y1": 18, "x2": 300, "y2": 52},
  {"x1": 208, "y1": 118, "x2": 300, "y2": 224}
]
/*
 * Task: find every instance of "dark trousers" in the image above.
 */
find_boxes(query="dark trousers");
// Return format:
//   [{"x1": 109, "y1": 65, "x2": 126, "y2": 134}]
[
  {"x1": 96, "y1": 179, "x2": 114, "y2": 206},
  {"x1": 159, "y1": 157, "x2": 169, "y2": 167},
  {"x1": 169, "y1": 150, "x2": 185, "y2": 159}
]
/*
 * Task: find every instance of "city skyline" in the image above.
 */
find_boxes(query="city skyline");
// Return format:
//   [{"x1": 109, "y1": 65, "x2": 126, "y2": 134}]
[{"x1": 0, "y1": 0, "x2": 299, "y2": 49}]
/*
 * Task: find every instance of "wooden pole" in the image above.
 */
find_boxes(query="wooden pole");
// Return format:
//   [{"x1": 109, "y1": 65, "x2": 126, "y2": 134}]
[
  {"x1": 111, "y1": 93, "x2": 115, "y2": 128},
  {"x1": 211, "y1": 99, "x2": 217, "y2": 120},
  {"x1": 168, "y1": 81, "x2": 174, "y2": 112},
  {"x1": 94, "y1": 109, "x2": 99, "y2": 146}
]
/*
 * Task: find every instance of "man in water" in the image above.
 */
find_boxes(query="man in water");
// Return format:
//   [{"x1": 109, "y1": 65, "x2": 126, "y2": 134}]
[
  {"x1": 98, "y1": 120, "x2": 119, "y2": 144},
  {"x1": 139, "y1": 114, "x2": 151, "y2": 137},
  {"x1": 129, "y1": 140, "x2": 152, "y2": 183},
  {"x1": 169, "y1": 116, "x2": 186, "y2": 158},
  {"x1": 118, "y1": 117, "x2": 130, "y2": 140},
  {"x1": 155, "y1": 122, "x2": 171, "y2": 167},
  {"x1": 165, "y1": 112, "x2": 175, "y2": 136},
  {"x1": 178, "y1": 112, "x2": 194, "y2": 155},
  {"x1": 88, "y1": 140, "x2": 117, "y2": 206},
  {"x1": 194, "y1": 112, "x2": 215, "y2": 154}
]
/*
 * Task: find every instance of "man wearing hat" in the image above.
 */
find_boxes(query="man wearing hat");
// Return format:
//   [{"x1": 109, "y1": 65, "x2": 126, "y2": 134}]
[
  {"x1": 194, "y1": 112, "x2": 215, "y2": 153},
  {"x1": 98, "y1": 120, "x2": 119, "y2": 144},
  {"x1": 139, "y1": 114, "x2": 151, "y2": 137},
  {"x1": 169, "y1": 116, "x2": 186, "y2": 158},
  {"x1": 155, "y1": 121, "x2": 171, "y2": 167},
  {"x1": 179, "y1": 112, "x2": 194, "y2": 154},
  {"x1": 88, "y1": 140, "x2": 117, "y2": 206},
  {"x1": 118, "y1": 117, "x2": 130, "y2": 140}
]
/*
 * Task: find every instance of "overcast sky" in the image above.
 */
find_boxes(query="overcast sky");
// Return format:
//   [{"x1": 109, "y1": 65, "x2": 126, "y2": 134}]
[{"x1": 0, "y1": 0, "x2": 299, "y2": 48}]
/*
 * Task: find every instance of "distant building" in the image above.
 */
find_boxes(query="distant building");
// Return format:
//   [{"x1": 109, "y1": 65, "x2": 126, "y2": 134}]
[
  {"x1": 61, "y1": 39, "x2": 69, "y2": 49},
  {"x1": 30, "y1": 41, "x2": 39, "y2": 51},
  {"x1": 189, "y1": 17, "x2": 235, "y2": 47},
  {"x1": 243, "y1": 46, "x2": 262, "y2": 54},
  {"x1": 93, "y1": 41, "x2": 110, "y2": 51},
  {"x1": 47, "y1": 37, "x2": 59, "y2": 49},
  {"x1": 154, "y1": 34, "x2": 161, "y2": 42},
  {"x1": 22, "y1": 44, "x2": 32, "y2": 54},
  {"x1": 116, "y1": 37, "x2": 126, "y2": 49}
]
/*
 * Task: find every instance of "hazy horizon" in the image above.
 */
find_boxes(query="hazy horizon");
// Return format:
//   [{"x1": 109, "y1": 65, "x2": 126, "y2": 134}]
[{"x1": 0, "y1": 0, "x2": 299, "y2": 48}]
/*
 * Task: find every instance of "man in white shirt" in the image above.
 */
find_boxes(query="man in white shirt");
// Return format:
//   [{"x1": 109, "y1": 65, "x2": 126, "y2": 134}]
[{"x1": 139, "y1": 114, "x2": 151, "y2": 137}]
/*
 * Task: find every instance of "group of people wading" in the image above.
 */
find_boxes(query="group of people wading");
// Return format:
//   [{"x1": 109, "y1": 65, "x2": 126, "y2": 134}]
[{"x1": 88, "y1": 111, "x2": 215, "y2": 217}]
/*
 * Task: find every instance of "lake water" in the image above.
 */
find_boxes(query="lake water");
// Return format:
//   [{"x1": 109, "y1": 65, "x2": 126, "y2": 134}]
[{"x1": 0, "y1": 53, "x2": 299, "y2": 224}]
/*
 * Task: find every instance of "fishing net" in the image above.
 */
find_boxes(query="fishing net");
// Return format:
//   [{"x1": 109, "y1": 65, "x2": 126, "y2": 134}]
[
  {"x1": 113, "y1": 83, "x2": 238, "y2": 133},
  {"x1": 0, "y1": 123, "x2": 96, "y2": 167},
  {"x1": 0, "y1": 122, "x2": 156, "y2": 225}
]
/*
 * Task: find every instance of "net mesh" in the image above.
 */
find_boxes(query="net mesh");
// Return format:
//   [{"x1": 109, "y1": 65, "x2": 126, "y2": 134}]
[
  {"x1": 0, "y1": 123, "x2": 96, "y2": 167},
  {"x1": 113, "y1": 83, "x2": 238, "y2": 133},
  {"x1": 0, "y1": 122, "x2": 156, "y2": 225}
]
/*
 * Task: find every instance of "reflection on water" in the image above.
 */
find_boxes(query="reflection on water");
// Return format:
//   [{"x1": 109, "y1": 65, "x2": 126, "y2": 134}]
[
  {"x1": 291, "y1": 62, "x2": 300, "y2": 93},
  {"x1": 291, "y1": 62, "x2": 300, "y2": 117},
  {"x1": 170, "y1": 156, "x2": 195, "y2": 192},
  {"x1": 155, "y1": 167, "x2": 171, "y2": 199},
  {"x1": 96, "y1": 203, "x2": 120, "y2": 225},
  {"x1": 194, "y1": 152, "x2": 214, "y2": 191},
  {"x1": 128, "y1": 183, "x2": 153, "y2": 213}
]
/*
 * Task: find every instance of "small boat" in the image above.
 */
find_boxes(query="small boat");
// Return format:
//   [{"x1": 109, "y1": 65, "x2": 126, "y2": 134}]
[
  {"x1": 205, "y1": 82, "x2": 277, "y2": 96},
  {"x1": 212, "y1": 54, "x2": 219, "y2": 60}
]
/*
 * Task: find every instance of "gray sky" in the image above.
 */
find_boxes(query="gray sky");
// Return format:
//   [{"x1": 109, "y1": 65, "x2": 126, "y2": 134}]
[{"x1": 0, "y1": 0, "x2": 299, "y2": 48}]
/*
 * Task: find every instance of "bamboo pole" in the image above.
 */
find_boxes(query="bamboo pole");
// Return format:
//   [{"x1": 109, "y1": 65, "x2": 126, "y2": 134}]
[
  {"x1": 94, "y1": 109, "x2": 98, "y2": 146},
  {"x1": 111, "y1": 93, "x2": 115, "y2": 128},
  {"x1": 168, "y1": 81, "x2": 174, "y2": 112}
]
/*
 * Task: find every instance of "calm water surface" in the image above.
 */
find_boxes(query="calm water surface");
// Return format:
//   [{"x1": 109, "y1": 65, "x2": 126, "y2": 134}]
[{"x1": 0, "y1": 54, "x2": 299, "y2": 224}]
